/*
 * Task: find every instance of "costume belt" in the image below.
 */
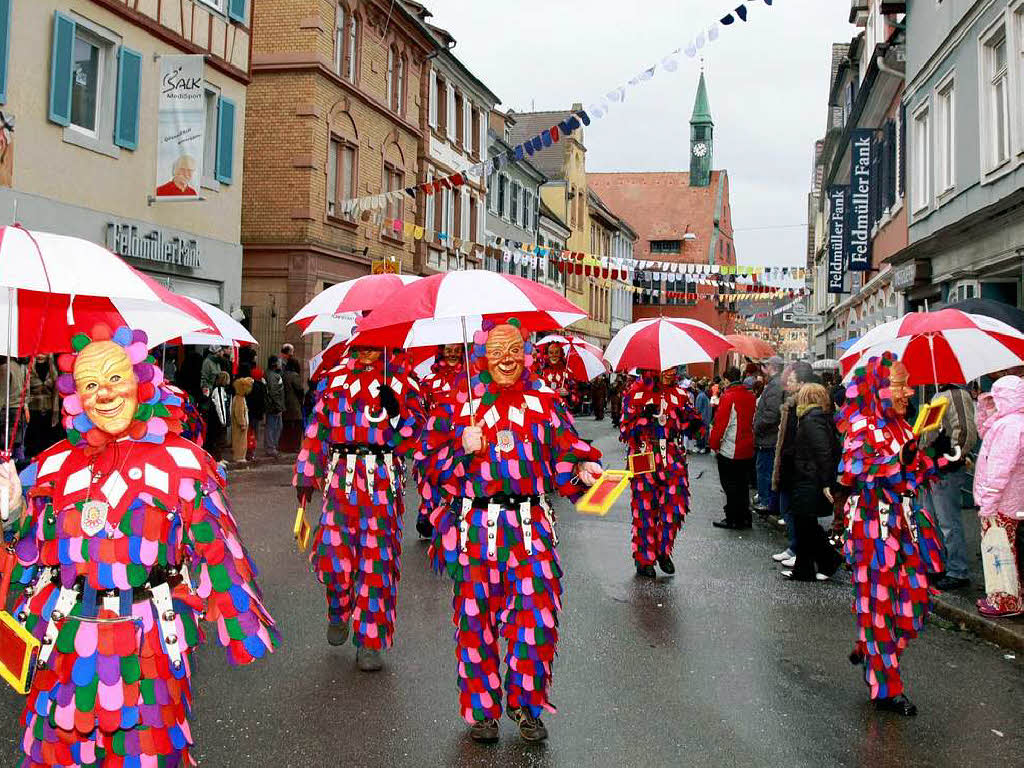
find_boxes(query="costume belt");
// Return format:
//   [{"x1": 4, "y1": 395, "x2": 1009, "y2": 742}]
[
  {"x1": 21, "y1": 564, "x2": 193, "y2": 671},
  {"x1": 456, "y1": 494, "x2": 556, "y2": 558},
  {"x1": 327, "y1": 442, "x2": 396, "y2": 496}
]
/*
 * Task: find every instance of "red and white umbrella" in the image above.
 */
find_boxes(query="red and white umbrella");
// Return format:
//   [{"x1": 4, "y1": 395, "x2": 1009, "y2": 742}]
[
  {"x1": 0, "y1": 226, "x2": 211, "y2": 354},
  {"x1": 840, "y1": 309, "x2": 1024, "y2": 385},
  {"x1": 289, "y1": 274, "x2": 420, "y2": 331},
  {"x1": 535, "y1": 334, "x2": 609, "y2": 381},
  {"x1": 725, "y1": 333, "x2": 775, "y2": 360},
  {"x1": 355, "y1": 271, "x2": 586, "y2": 348},
  {"x1": 605, "y1": 318, "x2": 733, "y2": 373},
  {"x1": 168, "y1": 297, "x2": 257, "y2": 347}
]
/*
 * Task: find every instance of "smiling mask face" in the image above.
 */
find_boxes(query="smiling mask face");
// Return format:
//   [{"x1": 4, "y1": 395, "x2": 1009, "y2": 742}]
[
  {"x1": 547, "y1": 344, "x2": 564, "y2": 365},
  {"x1": 486, "y1": 325, "x2": 525, "y2": 388},
  {"x1": 74, "y1": 341, "x2": 138, "y2": 436},
  {"x1": 888, "y1": 360, "x2": 911, "y2": 417},
  {"x1": 443, "y1": 344, "x2": 463, "y2": 366}
]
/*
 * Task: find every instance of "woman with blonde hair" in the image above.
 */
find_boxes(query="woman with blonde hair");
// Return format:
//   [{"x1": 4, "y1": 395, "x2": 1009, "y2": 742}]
[{"x1": 782, "y1": 382, "x2": 843, "y2": 581}]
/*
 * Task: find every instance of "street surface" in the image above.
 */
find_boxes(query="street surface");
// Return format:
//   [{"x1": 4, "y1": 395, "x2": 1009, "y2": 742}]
[{"x1": 2, "y1": 418, "x2": 1023, "y2": 767}]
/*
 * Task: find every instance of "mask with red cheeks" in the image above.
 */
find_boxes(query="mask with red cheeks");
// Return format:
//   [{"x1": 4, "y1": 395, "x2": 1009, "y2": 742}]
[
  {"x1": 660, "y1": 369, "x2": 677, "y2": 387},
  {"x1": 442, "y1": 344, "x2": 463, "y2": 366},
  {"x1": 354, "y1": 347, "x2": 382, "y2": 367},
  {"x1": 887, "y1": 360, "x2": 912, "y2": 417},
  {"x1": 547, "y1": 344, "x2": 564, "y2": 365},
  {"x1": 485, "y1": 325, "x2": 526, "y2": 388},
  {"x1": 73, "y1": 341, "x2": 139, "y2": 436}
]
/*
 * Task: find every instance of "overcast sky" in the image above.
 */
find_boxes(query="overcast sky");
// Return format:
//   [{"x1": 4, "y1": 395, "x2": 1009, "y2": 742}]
[{"x1": 422, "y1": 0, "x2": 857, "y2": 267}]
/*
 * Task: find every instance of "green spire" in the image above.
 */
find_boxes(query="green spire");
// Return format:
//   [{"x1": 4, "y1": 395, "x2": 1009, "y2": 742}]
[{"x1": 690, "y1": 71, "x2": 713, "y2": 126}]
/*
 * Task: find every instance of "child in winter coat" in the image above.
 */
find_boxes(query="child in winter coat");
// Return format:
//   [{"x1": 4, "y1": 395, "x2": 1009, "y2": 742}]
[
  {"x1": 231, "y1": 376, "x2": 254, "y2": 462},
  {"x1": 973, "y1": 375, "x2": 1024, "y2": 617}
]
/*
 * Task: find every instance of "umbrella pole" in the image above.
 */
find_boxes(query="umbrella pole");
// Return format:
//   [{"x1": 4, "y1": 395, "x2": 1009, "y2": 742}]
[
  {"x1": 460, "y1": 316, "x2": 476, "y2": 426},
  {"x1": 2, "y1": 287, "x2": 11, "y2": 521}
]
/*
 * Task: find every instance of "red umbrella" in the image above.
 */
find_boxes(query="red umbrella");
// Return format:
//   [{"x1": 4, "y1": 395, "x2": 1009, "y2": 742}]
[
  {"x1": 605, "y1": 318, "x2": 733, "y2": 372},
  {"x1": 535, "y1": 334, "x2": 609, "y2": 381},
  {"x1": 289, "y1": 274, "x2": 420, "y2": 331},
  {"x1": 725, "y1": 334, "x2": 775, "y2": 359}
]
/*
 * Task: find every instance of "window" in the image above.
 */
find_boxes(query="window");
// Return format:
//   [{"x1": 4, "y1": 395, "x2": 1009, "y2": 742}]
[
  {"x1": 486, "y1": 175, "x2": 494, "y2": 211},
  {"x1": 983, "y1": 28, "x2": 1011, "y2": 170},
  {"x1": 463, "y1": 99, "x2": 472, "y2": 150},
  {"x1": 497, "y1": 175, "x2": 507, "y2": 218},
  {"x1": 471, "y1": 109, "x2": 481, "y2": 157},
  {"x1": 428, "y1": 70, "x2": 438, "y2": 128},
  {"x1": 345, "y1": 13, "x2": 358, "y2": 83},
  {"x1": 651, "y1": 240, "x2": 681, "y2": 254},
  {"x1": 912, "y1": 102, "x2": 930, "y2": 212},
  {"x1": 70, "y1": 32, "x2": 103, "y2": 136},
  {"x1": 386, "y1": 47, "x2": 403, "y2": 114},
  {"x1": 453, "y1": 190, "x2": 462, "y2": 238},
  {"x1": 386, "y1": 47, "x2": 394, "y2": 108},
  {"x1": 198, "y1": 0, "x2": 226, "y2": 12},
  {"x1": 935, "y1": 75, "x2": 955, "y2": 194},
  {"x1": 455, "y1": 93, "x2": 464, "y2": 146},
  {"x1": 510, "y1": 181, "x2": 520, "y2": 225},
  {"x1": 327, "y1": 137, "x2": 356, "y2": 218},
  {"x1": 424, "y1": 173, "x2": 435, "y2": 229},
  {"x1": 569, "y1": 187, "x2": 577, "y2": 227},
  {"x1": 523, "y1": 191, "x2": 533, "y2": 230},
  {"x1": 503, "y1": 123, "x2": 511, "y2": 143},
  {"x1": 334, "y1": 4, "x2": 345, "y2": 74},
  {"x1": 469, "y1": 195, "x2": 478, "y2": 242},
  {"x1": 446, "y1": 83, "x2": 456, "y2": 140},
  {"x1": 444, "y1": 187, "x2": 454, "y2": 237},
  {"x1": 203, "y1": 88, "x2": 220, "y2": 187},
  {"x1": 396, "y1": 56, "x2": 405, "y2": 114}
]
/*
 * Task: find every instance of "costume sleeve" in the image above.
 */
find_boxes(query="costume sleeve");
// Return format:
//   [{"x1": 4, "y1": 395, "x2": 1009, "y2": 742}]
[
  {"x1": 9, "y1": 462, "x2": 46, "y2": 594},
  {"x1": 550, "y1": 397, "x2": 601, "y2": 500},
  {"x1": 619, "y1": 384, "x2": 652, "y2": 448},
  {"x1": 838, "y1": 420, "x2": 926, "y2": 500},
  {"x1": 184, "y1": 475, "x2": 280, "y2": 666},
  {"x1": 388, "y1": 372, "x2": 425, "y2": 456},
  {"x1": 293, "y1": 394, "x2": 328, "y2": 489}
]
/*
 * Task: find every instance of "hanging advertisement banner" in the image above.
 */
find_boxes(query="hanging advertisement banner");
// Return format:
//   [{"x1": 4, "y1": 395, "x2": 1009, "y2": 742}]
[
  {"x1": 827, "y1": 185, "x2": 848, "y2": 294},
  {"x1": 849, "y1": 129, "x2": 873, "y2": 270},
  {"x1": 154, "y1": 55, "x2": 205, "y2": 201}
]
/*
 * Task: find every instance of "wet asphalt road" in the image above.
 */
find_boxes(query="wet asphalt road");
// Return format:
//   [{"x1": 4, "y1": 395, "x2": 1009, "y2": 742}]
[{"x1": 2, "y1": 417, "x2": 1023, "y2": 767}]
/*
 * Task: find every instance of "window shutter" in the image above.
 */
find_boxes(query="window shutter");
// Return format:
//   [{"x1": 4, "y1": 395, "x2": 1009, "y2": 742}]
[
  {"x1": 0, "y1": 0, "x2": 11, "y2": 104},
  {"x1": 228, "y1": 0, "x2": 247, "y2": 24},
  {"x1": 114, "y1": 47, "x2": 142, "y2": 150},
  {"x1": 48, "y1": 12, "x2": 76, "y2": 126},
  {"x1": 898, "y1": 104, "x2": 906, "y2": 199},
  {"x1": 215, "y1": 96, "x2": 236, "y2": 184},
  {"x1": 428, "y1": 69, "x2": 437, "y2": 127},
  {"x1": 885, "y1": 120, "x2": 897, "y2": 210}
]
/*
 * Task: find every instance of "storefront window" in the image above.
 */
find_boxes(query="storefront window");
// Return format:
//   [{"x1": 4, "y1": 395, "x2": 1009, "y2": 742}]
[{"x1": 70, "y1": 35, "x2": 101, "y2": 135}]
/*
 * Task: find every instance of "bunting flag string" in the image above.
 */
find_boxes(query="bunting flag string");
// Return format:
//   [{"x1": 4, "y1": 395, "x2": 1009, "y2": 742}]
[{"x1": 336, "y1": 0, "x2": 778, "y2": 213}]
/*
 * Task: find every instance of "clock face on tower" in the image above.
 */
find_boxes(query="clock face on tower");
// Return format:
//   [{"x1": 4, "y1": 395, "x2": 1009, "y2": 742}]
[{"x1": 692, "y1": 142, "x2": 708, "y2": 158}]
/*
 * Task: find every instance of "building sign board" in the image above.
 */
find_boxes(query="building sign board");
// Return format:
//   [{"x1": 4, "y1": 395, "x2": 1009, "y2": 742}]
[
  {"x1": 106, "y1": 222, "x2": 201, "y2": 268},
  {"x1": 849, "y1": 129, "x2": 873, "y2": 271},
  {"x1": 155, "y1": 55, "x2": 206, "y2": 201},
  {"x1": 827, "y1": 185, "x2": 848, "y2": 294}
]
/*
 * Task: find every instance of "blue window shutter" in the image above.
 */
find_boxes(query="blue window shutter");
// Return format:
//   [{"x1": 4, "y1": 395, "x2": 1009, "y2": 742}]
[
  {"x1": 114, "y1": 47, "x2": 142, "y2": 150},
  {"x1": 48, "y1": 12, "x2": 76, "y2": 126},
  {"x1": 0, "y1": 0, "x2": 12, "y2": 104},
  {"x1": 228, "y1": 0, "x2": 247, "y2": 24},
  {"x1": 215, "y1": 96, "x2": 236, "y2": 184}
]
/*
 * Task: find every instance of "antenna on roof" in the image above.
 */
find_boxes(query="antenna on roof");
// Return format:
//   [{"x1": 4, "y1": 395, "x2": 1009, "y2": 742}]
[{"x1": 531, "y1": 98, "x2": 535, "y2": 111}]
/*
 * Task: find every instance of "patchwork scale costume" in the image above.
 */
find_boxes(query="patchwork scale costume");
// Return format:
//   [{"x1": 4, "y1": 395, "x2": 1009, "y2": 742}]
[
  {"x1": 619, "y1": 372, "x2": 702, "y2": 576},
  {"x1": 5, "y1": 327, "x2": 278, "y2": 767},
  {"x1": 836, "y1": 354, "x2": 943, "y2": 714},
  {"x1": 293, "y1": 353, "x2": 423, "y2": 659},
  {"x1": 535, "y1": 345, "x2": 579, "y2": 412},
  {"x1": 418, "y1": 321, "x2": 601, "y2": 742}
]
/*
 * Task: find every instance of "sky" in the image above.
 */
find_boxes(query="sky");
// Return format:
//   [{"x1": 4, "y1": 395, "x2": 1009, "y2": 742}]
[{"x1": 421, "y1": 0, "x2": 857, "y2": 267}]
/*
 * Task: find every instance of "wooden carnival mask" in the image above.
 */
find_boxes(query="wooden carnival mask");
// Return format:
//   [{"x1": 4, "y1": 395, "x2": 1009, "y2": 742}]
[
  {"x1": 73, "y1": 341, "x2": 139, "y2": 436},
  {"x1": 486, "y1": 324, "x2": 526, "y2": 388}
]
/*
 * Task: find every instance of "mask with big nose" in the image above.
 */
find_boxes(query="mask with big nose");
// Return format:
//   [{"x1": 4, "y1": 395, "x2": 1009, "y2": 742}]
[
  {"x1": 73, "y1": 341, "x2": 139, "y2": 436},
  {"x1": 888, "y1": 360, "x2": 912, "y2": 417},
  {"x1": 485, "y1": 325, "x2": 525, "y2": 388}
]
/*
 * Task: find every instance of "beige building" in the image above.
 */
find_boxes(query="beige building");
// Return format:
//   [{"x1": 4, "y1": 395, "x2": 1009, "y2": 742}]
[{"x1": 0, "y1": 0, "x2": 251, "y2": 310}]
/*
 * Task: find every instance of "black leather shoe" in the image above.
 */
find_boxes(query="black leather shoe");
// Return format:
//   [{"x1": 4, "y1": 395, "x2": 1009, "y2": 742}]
[
  {"x1": 934, "y1": 575, "x2": 970, "y2": 591},
  {"x1": 415, "y1": 515, "x2": 434, "y2": 540},
  {"x1": 657, "y1": 555, "x2": 675, "y2": 574},
  {"x1": 635, "y1": 563, "x2": 657, "y2": 579},
  {"x1": 507, "y1": 707, "x2": 548, "y2": 742},
  {"x1": 470, "y1": 718, "x2": 500, "y2": 743},
  {"x1": 712, "y1": 518, "x2": 736, "y2": 529},
  {"x1": 875, "y1": 694, "x2": 917, "y2": 716},
  {"x1": 326, "y1": 622, "x2": 349, "y2": 646}
]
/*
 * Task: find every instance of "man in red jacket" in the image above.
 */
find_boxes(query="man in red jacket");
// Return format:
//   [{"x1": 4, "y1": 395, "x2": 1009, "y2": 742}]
[{"x1": 710, "y1": 366, "x2": 757, "y2": 530}]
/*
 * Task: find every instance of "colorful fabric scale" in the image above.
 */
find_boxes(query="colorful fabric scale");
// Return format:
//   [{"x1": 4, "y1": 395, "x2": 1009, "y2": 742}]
[
  {"x1": 417, "y1": 329, "x2": 600, "y2": 723},
  {"x1": 836, "y1": 354, "x2": 943, "y2": 700},
  {"x1": 293, "y1": 356, "x2": 423, "y2": 649},
  {"x1": 166, "y1": 385, "x2": 206, "y2": 446},
  {"x1": 7, "y1": 327, "x2": 278, "y2": 768},
  {"x1": 619, "y1": 376, "x2": 702, "y2": 566},
  {"x1": 536, "y1": 353, "x2": 579, "y2": 411},
  {"x1": 414, "y1": 356, "x2": 465, "y2": 528}
]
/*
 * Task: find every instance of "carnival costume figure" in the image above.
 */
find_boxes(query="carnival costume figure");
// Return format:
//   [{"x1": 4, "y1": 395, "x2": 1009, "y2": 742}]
[
  {"x1": 413, "y1": 344, "x2": 466, "y2": 540},
  {"x1": 836, "y1": 354, "x2": 943, "y2": 716},
  {"x1": 536, "y1": 343, "x2": 579, "y2": 413},
  {"x1": 418, "y1": 320, "x2": 602, "y2": 744},
  {"x1": 165, "y1": 384, "x2": 206, "y2": 446},
  {"x1": 619, "y1": 368, "x2": 703, "y2": 578},
  {"x1": 0, "y1": 326, "x2": 278, "y2": 767},
  {"x1": 293, "y1": 347, "x2": 423, "y2": 671}
]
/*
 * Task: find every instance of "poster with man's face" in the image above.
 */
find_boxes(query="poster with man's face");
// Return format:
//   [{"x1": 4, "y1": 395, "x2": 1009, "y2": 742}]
[{"x1": 155, "y1": 55, "x2": 205, "y2": 201}]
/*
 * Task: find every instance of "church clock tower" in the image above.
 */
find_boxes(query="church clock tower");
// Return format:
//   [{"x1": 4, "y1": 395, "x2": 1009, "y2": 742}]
[{"x1": 689, "y1": 70, "x2": 714, "y2": 187}]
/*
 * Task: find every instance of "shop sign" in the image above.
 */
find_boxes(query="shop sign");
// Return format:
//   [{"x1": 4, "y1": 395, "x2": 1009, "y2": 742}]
[
  {"x1": 891, "y1": 261, "x2": 918, "y2": 291},
  {"x1": 849, "y1": 129, "x2": 873, "y2": 271},
  {"x1": 154, "y1": 55, "x2": 206, "y2": 201},
  {"x1": 827, "y1": 185, "x2": 848, "y2": 294},
  {"x1": 106, "y1": 222, "x2": 201, "y2": 268}
]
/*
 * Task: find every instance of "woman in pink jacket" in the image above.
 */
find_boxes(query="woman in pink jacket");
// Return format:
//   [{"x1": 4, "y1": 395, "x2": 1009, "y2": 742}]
[{"x1": 973, "y1": 375, "x2": 1024, "y2": 617}]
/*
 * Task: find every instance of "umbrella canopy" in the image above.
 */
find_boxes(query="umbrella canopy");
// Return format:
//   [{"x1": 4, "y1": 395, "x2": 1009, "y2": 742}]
[
  {"x1": 839, "y1": 309, "x2": 1024, "y2": 385},
  {"x1": 837, "y1": 336, "x2": 860, "y2": 352},
  {"x1": 169, "y1": 297, "x2": 257, "y2": 347},
  {"x1": 725, "y1": 334, "x2": 775, "y2": 359},
  {"x1": 605, "y1": 318, "x2": 733, "y2": 373},
  {"x1": 947, "y1": 298, "x2": 1024, "y2": 333},
  {"x1": 289, "y1": 274, "x2": 420, "y2": 331},
  {"x1": 811, "y1": 358, "x2": 840, "y2": 371},
  {"x1": 355, "y1": 271, "x2": 586, "y2": 348},
  {"x1": 535, "y1": 334, "x2": 609, "y2": 382}
]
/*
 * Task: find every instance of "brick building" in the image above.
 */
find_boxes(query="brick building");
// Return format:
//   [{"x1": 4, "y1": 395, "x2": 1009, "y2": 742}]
[{"x1": 241, "y1": 0, "x2": 434, "y2": 359}]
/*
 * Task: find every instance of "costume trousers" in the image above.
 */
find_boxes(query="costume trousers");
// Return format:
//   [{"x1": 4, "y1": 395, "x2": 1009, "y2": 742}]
[
  {"x1": 980, "y1": 516, "x2": 1023, "y2": 613},
  {"x1": 629, "y1": 457, "x2": 689, "y2": 565},
  {"x1": 311, "y1": 460, "x2": 402, "y2": 649}
]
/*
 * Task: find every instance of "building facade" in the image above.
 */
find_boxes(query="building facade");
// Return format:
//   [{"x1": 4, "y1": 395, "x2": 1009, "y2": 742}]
[
  {"x1": 242, "y1": 0, "x2": 433, "y2": 358},
  {"x1": 610, "y1": 217, "x2": 637, "y2": 336},
  {"x1": 890, "y1": 0, "x2": 1024, "y2": 311},
  {"x1": 0, "y1": 0, "x2": 252, "y2": 312},
  {"x1": 415, "y1": 10, "x2": 497, "y2": 275}
]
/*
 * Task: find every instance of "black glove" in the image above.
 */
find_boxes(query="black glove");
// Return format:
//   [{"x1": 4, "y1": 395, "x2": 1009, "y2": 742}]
[
  {"x1": 379, "y1": 385, "x2": 401, "y2": 419},
  {"x1": 296, "y1": 486, "x2": 313, "y2": 506},
  {"x1": 899, "y1": 439, "x2": 918, "y2": 466},
  {"x1": 642, "y1": 404, "x2": 658, "y2": 419}
]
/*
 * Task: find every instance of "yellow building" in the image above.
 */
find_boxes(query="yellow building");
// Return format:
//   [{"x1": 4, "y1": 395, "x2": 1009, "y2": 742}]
[{"x1": 507, "y1": 105, "x2": 608, "y2": 344}]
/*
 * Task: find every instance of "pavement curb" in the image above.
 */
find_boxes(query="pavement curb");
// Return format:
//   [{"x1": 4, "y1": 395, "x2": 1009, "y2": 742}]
[{"x1": 930, "y1": 594, "x2": 1024, "y2": 653}]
